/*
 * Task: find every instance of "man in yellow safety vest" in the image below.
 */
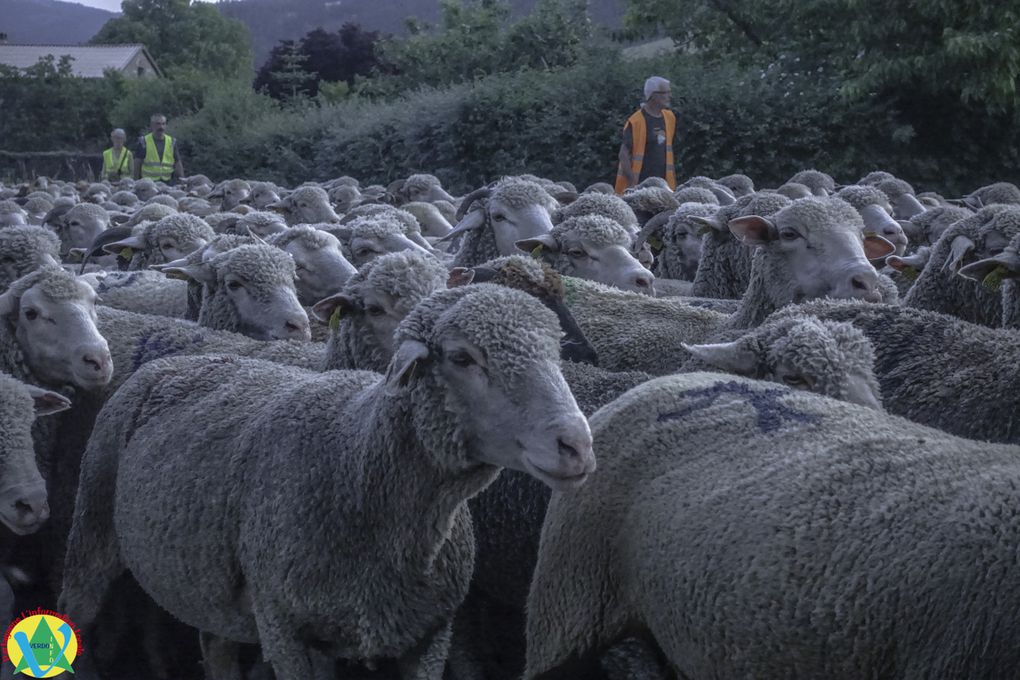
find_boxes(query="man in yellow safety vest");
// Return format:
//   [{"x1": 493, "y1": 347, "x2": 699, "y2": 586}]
[
  {"x1": 133, "y1": 113, "x2": 184, "y2": 182},
  {"x1": 615, "y1": 76, "x2": 677, "y2": 194},
  {"x1": 101, "y1": 128, "x2": 133, "y2": 181}
]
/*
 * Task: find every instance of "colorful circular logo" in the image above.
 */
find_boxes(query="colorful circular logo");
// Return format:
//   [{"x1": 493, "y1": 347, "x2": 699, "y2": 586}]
[{"x1": 3, "y1": 610, "x2": 80, "y2": 678}]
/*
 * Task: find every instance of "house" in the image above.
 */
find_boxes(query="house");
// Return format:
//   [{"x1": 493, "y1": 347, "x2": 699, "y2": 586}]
[{"x1": 0, "y1": 43, "x2": 163, "y2": 78}]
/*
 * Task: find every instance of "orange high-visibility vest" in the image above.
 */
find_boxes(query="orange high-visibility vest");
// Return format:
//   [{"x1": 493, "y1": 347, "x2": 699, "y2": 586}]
[{"x1": 615, "y1": 108, "x2": 676, "y2": 194}]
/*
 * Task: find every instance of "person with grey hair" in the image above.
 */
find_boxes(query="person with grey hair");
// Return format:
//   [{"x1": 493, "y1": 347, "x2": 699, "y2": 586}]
[
  {"x1": 615, "y1": 75, "x2": 678, "y2": 194},
  {"x1": 133, "y1": 113, "x2": 184, "y2": 182},
  {"x1": 101, "y1": 128, "x2": 134, "y2": 181}
]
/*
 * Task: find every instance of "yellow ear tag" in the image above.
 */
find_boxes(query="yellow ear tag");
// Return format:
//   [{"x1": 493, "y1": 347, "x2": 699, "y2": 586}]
[
  {"x1": 119, "y1": 247, "x2": 134, "y2": 260},
  {"x1": 329, "y1": 307, "x2": 342, "y2": 330},
  {"x1": 530, "y1": 244, "x2": 544, "y2": 259},
  {"x1": 901, "y1": 266, "x2": 918, "y2": 282},
  {"x1": 982, "y1": 265, "x2": 1007, "y2": 291}
]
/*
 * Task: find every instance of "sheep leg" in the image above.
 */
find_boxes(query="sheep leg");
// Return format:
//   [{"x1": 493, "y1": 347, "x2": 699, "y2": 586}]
[
  {"x1": 201, "y1": 631, "x2": 244, "y2": 680},
  {"x1": 397, "y1": 620, "x2": 453, "y2": 680},
  {"x1": 251, "y1": 602, "x2": 324, "y2": 680}
]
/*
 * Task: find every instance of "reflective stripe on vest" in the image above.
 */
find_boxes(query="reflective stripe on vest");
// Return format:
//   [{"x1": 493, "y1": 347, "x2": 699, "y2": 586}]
[
  {"x1": 102, "y1": 147, "x2": 132, "y2": 178},
  {"x1": 142, "y1": 133, "x2": 175, "y2": 181},
  {"x1": 615, "y1": 109, "x2": 676, "y2": 194}
]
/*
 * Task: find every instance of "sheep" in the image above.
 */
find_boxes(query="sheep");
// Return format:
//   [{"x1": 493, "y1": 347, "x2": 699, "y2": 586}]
[
  {"x1": 121, "y1": 202, "x2": 176, "y2": 229},
  {"x1": 444, "y1": 177, "x2": 560, "y2": 268},
  {"x1": 551, "y1": 192, "x2": 638, "y2": 234},
  {"x1": 835, "y1": 184, "x2": 908, "y2": 257},
  {"x1": 621, "y1": 186, "x2": 678, "y2": 224},
  {"x1": 672, "y1": 186, "x2": 718, "y2": 206},
  {"x1": 715, "y1": 173, "x2": 754, "y2": 197},
  {"x1": 904, "y1": 204, "x2": 1020, "y2": 326},
  {"x1": 634, "y1": 202, "x2": 716, "y2": 281},
  {"x1": 177, "y1": 196, "x2": 217, "y2": 217},
  {"x1": 690, "y1": 192, "x2": 792, "y2": 299},
  {"x1": 207, "y1": 179, "x2": 251, "y2": 211},
  {"x1": 0, "y1": 200, "x2": 28, "y2": 227},
  {"x1": 958, "y1": 181, "x2": 1020, "y2": 209},
  {"x1": 146, "y1": 195, "x2": 179, "y2": 210},
  {"x1": 312, "y1": 250, "x2": 449, "y2": 373},
  {"x1": 858, "y1": 170, "x2": 896, "y2": 185},
  {"x1": 516, "y1": 215, "x2": 655, "y2": 295},
  {"x1": 343, "y1": 216, "x2": 436, "y2": 268},
  {"x1": 109, "y1": 190, "x2": 139, "y2": 208},
  {"x1": 21, "y1": 195, "x2": 53, "y2": 225},
  {"x1": 769, "y1": 299, "x2": 1020, "y2": 444},
  {"x1": 788, "y1": 168, "x2": 835, "y2": 195},
  {"x1": 183, "y1": 174, "x2": 213, "y2": 196},
  {"x1": 875, "y1": 177, "x2": 926, "y2": 219},
  {"x1": 0, "y1": 226, "x2": 61, "y2": 289},
  {"x1": 454, "y1": 311, "x2": 883, "y2": 680},
  {"x1": 339, "y1": 203, "x2": 434, "y2": 252},
  {"x1": 101, "y1": 213, "x2": 215, "y2": 270},
  {"x1": 47, "y1": 203, "x2": 110, "y2": 257},
  {"x1": 162, "y1": 243, "x2": 312, "y2": 341},
  {"x1": 526, "y1": 370, "x2": 1020, "y2": 680},
  {"x1": 676, "y1": 176, "x2": 735, "y2": 204},
  {"x1": 82, "y1": 270, "x2": 190, "y2": 319},
  {"x1": 916, "y1": 190, "x2": 946, "y2": 208},
  {"x1": 399, "y1": 202, "x2": 454, "y2": 238},
  {"x1": 217, "y1": 211, "x2": 288, "y2": 238},
  {"x1": 562, "y1": 197, "x2": 895, "y2": 374},
  {"x1": 242, "y1": 181, "x2": 281, "y2": 210},
  {"x1": 394, "y1": 173, "x2": 458, "y2": 205},
  {"x1": 59, "y1": 283, "x2": 595, "y2": 680},
  {"x1": 267, "y1": 186, "x2": 340, "y2": 225},
  {"x1": 772, "y1": 181, "x2": 811, "y2": 200},
  {"x1": 133, "y1": 179, "x2": 159, "y2": 202},
  {"x1": 959, "y1": 231, "x2": 1020, "y2": 330},
  {"x1": 0, "y1": 372, "x2": 71, "y2": 537},
  {"x1": 582, "y1": 182, "x2": 615, "y2": 195},
  {"x1": 329, "y1": 184, "x2": 363, "y2": 213},
  {"x1": 265, "y1": 225, "x2": 356, "y2": 306},
  {"x1": 896, "y1": 204, "x2": 970, "y2": 250},
  {"x1": 0, "y1": 266, "x2": 113, "y2": 392}
]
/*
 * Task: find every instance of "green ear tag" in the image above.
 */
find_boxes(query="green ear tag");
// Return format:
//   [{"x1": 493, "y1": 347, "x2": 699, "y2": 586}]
[
  {"x1": 530, "y1": 244, "x2": 544, "y2": 259},
  {"x1": 982, "y1": 265, "x2": 1007, "y2": 291},
  {"x1": 329, "y1": 307, "x2": 342, "y2": 330},
  {"x1": 648, "y1": 236, "x2": 663, "y2": 250},
  {"x1": 165, "y1": 270, "x2": 189, "y2": 280},
  {"x1": 901, "y1": 266, "x2": 918, "y2": 282},
  {"x1": 696, "y1": 224, "x2": 712, "y2": 236},
  {"x1": 119, "y1": 247, "x2": 134, "y2": 260}
]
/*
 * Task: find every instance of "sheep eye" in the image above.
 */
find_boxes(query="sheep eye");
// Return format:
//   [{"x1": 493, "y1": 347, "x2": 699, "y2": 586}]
[
  {"x1": 227, "y1": 280, "x2": 243, "y2": 291},
  {"x1": 448, "y1": 350, "x2": 475, "y2": 367},
  {"x1": 988, "y1": 247, "x2": 1004, "y2": 256},
  {"x1": 299, "y1": 203, "x2": 308, "y2": 209},
  {"x1": 782, "y1": 374, "x2": 808, "y2": 388},
  {"x1": 780, "y1": 229, "x2": 800, "y2": 241},
  {"x1": 365, "y1": 305, "x2": 385, "y2": 317},
  {"x1": 491, "y1": 214, "x2": 506, "y2": 222},
  {"x1": 24, "y1": 308, "x2": 38, "y2": 321},
  {"x1": 567, "y1": 249, "x2": 587, "y2": 259}
]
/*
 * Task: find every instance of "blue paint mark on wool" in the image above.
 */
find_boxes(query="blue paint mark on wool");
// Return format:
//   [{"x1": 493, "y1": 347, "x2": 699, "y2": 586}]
[
  {"x1": 657, "y1": 381, "x2": 821, "y2": 433},
  {"x1": 132, "y1": 330, "x2": 207, "y2": 371}
]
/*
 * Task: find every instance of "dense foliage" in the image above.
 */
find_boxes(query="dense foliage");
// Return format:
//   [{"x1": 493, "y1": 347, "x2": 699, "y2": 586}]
[{"x1": 90, "y1": 0, "x2": 254, "y2": 80}]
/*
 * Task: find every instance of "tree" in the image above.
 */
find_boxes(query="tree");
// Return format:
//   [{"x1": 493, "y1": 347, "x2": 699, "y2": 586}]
[
  {"x1": 623, "y1": 0, "x2": 1020, "y2": 115},
  {"x1": 90, "y1": 0, "x2": 254, "y2": 81}
]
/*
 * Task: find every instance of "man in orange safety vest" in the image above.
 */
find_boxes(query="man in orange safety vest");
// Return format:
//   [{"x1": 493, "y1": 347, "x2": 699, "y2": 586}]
[{"x1": 615, "y1": 76, "x2": 677, "y2": 194}]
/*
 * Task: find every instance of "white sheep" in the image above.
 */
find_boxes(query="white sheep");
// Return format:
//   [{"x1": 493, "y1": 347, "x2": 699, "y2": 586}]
[
  {"x1": 60, "y1": 284, "x2": 595, "y2": 680},
  {"x1": 526, "y1": 371, "x2": 1020, "y2": 679}
]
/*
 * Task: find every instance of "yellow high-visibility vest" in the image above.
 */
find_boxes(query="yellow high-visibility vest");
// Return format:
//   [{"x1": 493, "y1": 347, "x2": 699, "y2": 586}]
[
  {"x1": 102, "y1": 147, "x2": 133, "y2": 180},
  {"x1": 615, "y1": 109, "x2": 676, "y2": 194},
  {"x1": 141, "y1": 133, "x2": 175, "y2": 181}
]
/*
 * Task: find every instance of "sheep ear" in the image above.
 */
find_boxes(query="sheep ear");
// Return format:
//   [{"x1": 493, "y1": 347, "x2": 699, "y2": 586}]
[
  {"x1": 0, "y1": 289, "x2": 16, "y2": 317},
  {"x1": 101, "y1": 235, "x2": 145, "y2": 256},
  {"x1": 447, "y1": 267, "x2": 476, "y2": 288},
  {"x1": 728, "y1": 216, "x2": 778, "y2": 245},
  {"x1": 516, "y1": 235, "x2": 559, "y2": 258},
  {"x1": 39, "y1": 253, "x2": 61, "y2": 268},
  {"x1": 862, "y1": 234, "x2": 895, "y2": 260},
  {"x1": 438, "y1": 210, "x2": 486, "y2": 242},
  {"x1": 688, "y1": 215, "x2": 724, "y2": 236},
  {"x1": 161, "y1": 262, "x2": 215, "y2": 285},
  {"x1": 682, "y1": 341, "x2": 758, "y2": 376},
  {"x1": 959, "y1": 253, "x2": 1020, "y2": 282},
  {"x1": 67, "y1": 248, "x2": 86, "y2": 262},
  {"x1": 896, "y1": 219, "x2": 922, "y2": 240},
  {"x1": 109, "y1": 212, "x2": 132, "y2": 225},
  {"x1": 311, "y1": 293, "x2": 357, "y2": 325},
  {"x1": 943, "y1": 235, "x2": 976, "y2": 273},
  {"x1": 885, "y1": 255, "x2": 912, "y2": 273},
  {"x1": 386, "y1": 340, "x2": 430, "y2": 390},
  {"x1": 25, "y1": 386, "x2": 72, "y2": 417}
]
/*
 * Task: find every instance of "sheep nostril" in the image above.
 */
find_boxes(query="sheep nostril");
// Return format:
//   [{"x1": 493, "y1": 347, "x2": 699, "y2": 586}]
[
  {"x1": 83, "y1": 355, "x2": 102, "y2": 372},
  {"x1": 851, "y1": 275, "x2": 871, "y2": 291},
  {"x1": 635, "y1": 275, "x2": 652, "y2": 288},
  {"x1": 557, "y1": 437, "x2": 581, "y2": 460}
]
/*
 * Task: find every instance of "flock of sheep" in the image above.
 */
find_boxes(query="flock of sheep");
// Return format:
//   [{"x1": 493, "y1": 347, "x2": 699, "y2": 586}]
[{"x1": 0, "y1": 165, "x2": 1018, "y2": 680}]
